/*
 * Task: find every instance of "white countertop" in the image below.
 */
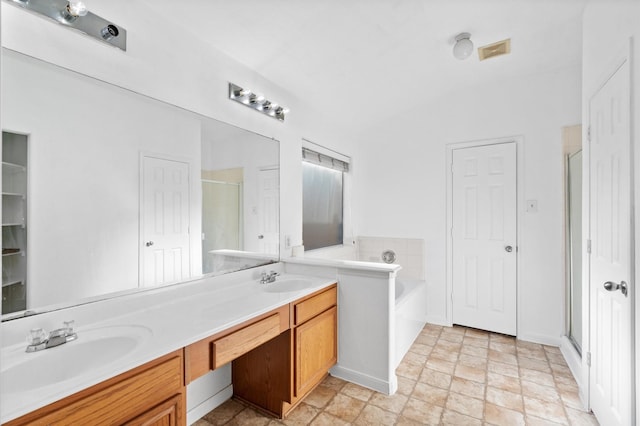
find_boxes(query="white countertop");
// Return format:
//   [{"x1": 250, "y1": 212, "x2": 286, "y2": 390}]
[{"x1": 0, "y1": 272, "x2": 335, "y2": 423}]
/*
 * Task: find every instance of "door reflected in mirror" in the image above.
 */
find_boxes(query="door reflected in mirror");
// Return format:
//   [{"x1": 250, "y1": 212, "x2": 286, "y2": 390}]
[{"x1": 1, "y1": 48, "x2": 279, "y2": 319}]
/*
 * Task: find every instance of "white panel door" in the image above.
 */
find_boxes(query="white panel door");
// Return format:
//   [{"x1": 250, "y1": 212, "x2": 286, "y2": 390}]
[
  {"x1": 452, "y1": 142, "x2": 517, "y2": 335},
  {"x1": 141, "y1": 156, "x2": 191, "y2": 287},
  {"x1": 589, "y1": 58, "x2": 633, "y2": 426},
  {"x1": 258, "y1": 168, "x2": 279, "y2": 255}
]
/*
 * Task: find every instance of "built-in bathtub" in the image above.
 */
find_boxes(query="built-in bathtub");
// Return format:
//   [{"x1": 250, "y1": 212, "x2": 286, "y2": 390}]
[{"x1": 394, "y1": 279, "x2": 427, "y2": 367}]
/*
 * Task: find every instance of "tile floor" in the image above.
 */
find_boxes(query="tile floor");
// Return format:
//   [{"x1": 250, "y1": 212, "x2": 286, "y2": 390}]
[{"x1": 194, "y1": 324, "x2": 599, "y2": 425}]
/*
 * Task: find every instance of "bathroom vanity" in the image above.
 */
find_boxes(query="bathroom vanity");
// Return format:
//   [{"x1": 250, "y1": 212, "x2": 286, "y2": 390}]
[{"x1": 1, "y1": 274, "x2": 337, "y2": 425}]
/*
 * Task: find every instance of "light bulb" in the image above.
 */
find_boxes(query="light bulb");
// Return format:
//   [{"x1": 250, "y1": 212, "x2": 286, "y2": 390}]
[
  {"x1": 67, "y1": 0, "x2": 88, "y2": 17},
  {"x1": 453, "y1": 33, "x2": 474, "y2": 60}
]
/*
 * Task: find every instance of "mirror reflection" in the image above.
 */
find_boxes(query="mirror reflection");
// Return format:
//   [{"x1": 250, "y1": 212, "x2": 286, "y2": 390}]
[{"x1": 1, "y1": 49, "x2": 279, "y2": 318}]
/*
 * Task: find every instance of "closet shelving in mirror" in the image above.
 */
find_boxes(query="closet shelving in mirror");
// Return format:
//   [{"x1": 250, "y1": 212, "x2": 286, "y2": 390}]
[{"x1": 2, "y1": 131, "x2": 28, "y2": 314}]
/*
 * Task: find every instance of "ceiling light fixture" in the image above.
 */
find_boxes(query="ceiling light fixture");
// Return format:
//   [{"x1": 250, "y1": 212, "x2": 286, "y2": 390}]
[
  {"x1": 229, "y1": 83, "x2": 289, "y2": 122},
  {"x1": 6, "y1": 0, "x2": 127, "y2": 50},
  {"x1": 453, "y1": 32, "x2": 474, "y2": 60}
]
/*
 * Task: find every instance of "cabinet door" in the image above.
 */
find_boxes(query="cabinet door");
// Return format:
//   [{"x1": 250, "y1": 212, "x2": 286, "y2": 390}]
[
  {"x1": 124, "y1": 394, "x2": 183, "y2": 426},
  {"x1": 295, "y1": 306, "x2": 337, "y2": 397}
]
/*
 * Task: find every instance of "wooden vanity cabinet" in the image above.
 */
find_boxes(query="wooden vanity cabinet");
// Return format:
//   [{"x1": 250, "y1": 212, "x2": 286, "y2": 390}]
[
  {"x1": 5, "y1": 350, "x2": 185, "y2": 426},
  {"x1": 233, "y1": 284, "x2": 337, "y2": 418}
]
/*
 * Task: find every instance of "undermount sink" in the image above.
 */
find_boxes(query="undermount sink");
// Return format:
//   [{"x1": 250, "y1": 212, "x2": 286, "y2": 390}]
[
  {"x1": 1, "y1": 325, "x2": 152, "y2": 393},
  {"x1": 262, "y1": 278, "x2": 316, "y2": 293}
]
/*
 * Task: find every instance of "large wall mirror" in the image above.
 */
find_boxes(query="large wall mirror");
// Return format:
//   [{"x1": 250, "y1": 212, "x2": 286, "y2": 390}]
[{"x1": 1, "y1": 49, "x2": 280, "y2": 319}]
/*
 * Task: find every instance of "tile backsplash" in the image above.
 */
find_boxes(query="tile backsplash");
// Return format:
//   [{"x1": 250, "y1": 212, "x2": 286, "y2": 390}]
[{"x1": 357, "y1": 236, "x2": 424, "y2": 281}]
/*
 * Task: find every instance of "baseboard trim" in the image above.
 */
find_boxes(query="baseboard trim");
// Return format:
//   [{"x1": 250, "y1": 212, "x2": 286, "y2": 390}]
[
  {"x1": 187, "y1": 384, "x2": 233, "y2": 425},
  {"x1": 517, "y1": 332, "x2": 563, "y2": 347},
  {"x1": 425, "y1": 315, "x2": 448, "y2": 327},
  {"x1": 330, "y1": 365, "x2": 397, "y2": 395}
]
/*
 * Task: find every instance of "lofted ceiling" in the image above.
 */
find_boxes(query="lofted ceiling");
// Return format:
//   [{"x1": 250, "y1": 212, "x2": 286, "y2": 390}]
[{"x1": 140, "y1": 0, "x2": 588, "y2": 130}]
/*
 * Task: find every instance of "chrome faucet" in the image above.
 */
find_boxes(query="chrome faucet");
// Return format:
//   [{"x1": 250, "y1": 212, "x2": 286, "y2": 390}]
[
  {"x1": 259, "y1": 270, "x2": 279, "y2": 284},
  {"x1": 26, "y1": 320, "x2": 78, "y2": 353}
]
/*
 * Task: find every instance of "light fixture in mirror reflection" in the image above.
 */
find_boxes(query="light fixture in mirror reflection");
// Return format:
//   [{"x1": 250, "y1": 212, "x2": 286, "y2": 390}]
[{"x1": 1, "y1": 48, "x2": 280, "y2": 320}]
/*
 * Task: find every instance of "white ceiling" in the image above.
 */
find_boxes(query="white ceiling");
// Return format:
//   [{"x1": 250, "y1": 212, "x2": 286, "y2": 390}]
[{"x1": 141, "y1": 0, "x2": 588, "y2": 129}]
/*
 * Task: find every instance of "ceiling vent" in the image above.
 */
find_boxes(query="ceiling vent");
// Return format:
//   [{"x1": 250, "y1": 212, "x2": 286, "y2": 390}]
[{"x1": 478, "y1": 38, "x2": 511, "y2": 61}]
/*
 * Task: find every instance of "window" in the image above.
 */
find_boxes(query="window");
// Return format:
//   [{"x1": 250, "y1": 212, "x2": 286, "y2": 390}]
[{"x1": 302, "y1": 146, "x2": 349, "y2": 251}]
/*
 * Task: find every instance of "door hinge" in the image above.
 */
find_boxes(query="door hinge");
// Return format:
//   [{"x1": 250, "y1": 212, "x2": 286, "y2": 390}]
[
  {"x1": 586, "y1": 352, "x2": 591, "y2": 367},
  {"x1": 587, "y1": 239, "x2": 592, "y2": 254},
  {"x1": 587, "y1": 126, "x2": 591, "y2": 142}
]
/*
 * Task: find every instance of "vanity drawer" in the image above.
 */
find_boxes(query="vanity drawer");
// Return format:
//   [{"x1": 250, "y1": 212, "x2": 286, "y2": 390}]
[
  {"x1": 213, "y1": 313, "x2": 281, "y2": 369},
  {"x1": 294, "y1": 285, "x2": 337, "y2": 326}
]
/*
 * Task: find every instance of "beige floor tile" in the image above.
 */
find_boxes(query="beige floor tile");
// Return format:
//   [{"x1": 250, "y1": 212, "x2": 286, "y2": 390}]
[
  {"x1": 487, "y1": 371, "x2": 521, "y2": 394},
  {"x1": 408, "y1": 342, "x2": 433, "y2": 356},
  {"x1": 449, "y1": 377, "x2": 486, "y2": 399},
  {"x1": 419, "y1": 367, "x2": 453, "y2": 389},
  {"x1": 565, "y1": 407, "x2": 600, "y2": 425},
  {"x1": 560, "y1": 390, "x2": 584, "y2": 410},
  {"x1": 281, "y1": 403, "x2": 320, "y2": 425},
  {"x1": 520, "y1": 368, "x2": 555, "y2": 387},
  {"x1": 203, "y1": 399, "x2": 246, "y2": 425},
  {"x1": 521, "y1": 380, "x2": 561, "y2": 403},
  {"x1": 523, "y1": 397, "x2": 569, "y2": 425},
  {"x1": 340, "y1": 382, "x2": 374, "y2": 402},
  {"x1": 445, "y1": 392, "x2": 485, "y2": 419},
  {"x1": 441, "y1": 409, "x2": 483, "y2": 425},
  {"x1": 416, "y1": 334, "x2": 439, "y2": 346},
  {"x1": 439, "y1": 332, "x2": 465, "y2": 343},
  {"x1": 490, "y1": 341, "x2": 517, "y2": 354},
  {"x1": 486, "y1": 386, "x2": 524, "y2": 411},
  {"x1": 463, "y1": 336, "x2": 490, "y2": 349},
  {"x1": 411, "y1": 381, "x2": 449, "y2": 406},
  {"x1": 485, "y1": 402, "x2": 526, "y2": 426},
  {"x1": 458, "y1": 353, "x2": 488, "y2": 369},
  {"x1": 309, "y1": 412, "x2": 349, "y2": 426},
  {"x1": 525, "y1": 415, "x2": 567, "y2": 425},
  {"x1": 489, "y1": 349, "x2": 518, "y2": 365},
  {"x1": 436, "y1": 339, "x2": 462, "y2": 352},
  {"x1": 518, "y1": 356, "x2": 552, "y2": 373},
  {"x1": 325, "y1": 393, "x2": 366, "y2": 422},
  {"x1": 198, "y1": 324, "x2": 594, "y2": 426},
  {"x1": 430, "y1": 346, "x2": 460, "y2": 362},
  {"x1": 396, "y1": 361, "x2": 423, "y2": 381},
  {"x1": 517, "y1": 346, "x2": 548, "y2": 361},
  {"x1": 225, "y1": 408, "x2": 271, "y2": 426},
  {"x1": 319, "y1": 375, "x2": 347, "y2": 392},
  {"x1": 453, "y1": 363, "x2": 486, "y2": 383},
  {"x1": 402, "y1": 350, "x2": 427, "y2": 366},
  {"x1": 396, "y1": 376, "x2": 416, "y2": 396},
  {"x1": 354, "y1": 404, "x2": 398, "y2": 425},
  {"x1": 546, "y1": 352, "x2": 567, "y2": 365},
  {"x1": 368, "y1": 391, "x2": 408, "y2": 414},
  {"x1": 401, "y1": 397, "x2": 443, "y2": 424},
  {"x1": 426, "y1": 357, "x2": 456, "y2": 374},
  {"x1": 488, "y1": 360, "x2": 520, "y2": 378},
  {"x1": 395, "y1": 415, "x2": 430, "y2": 425},
  {"x1": 304, "y1": 384, "x2": 337, "y2": 408}
]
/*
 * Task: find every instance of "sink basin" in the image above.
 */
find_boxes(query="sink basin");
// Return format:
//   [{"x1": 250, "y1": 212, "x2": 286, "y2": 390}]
[
  {"x1": 262, "y1": 278, "x2": 315, "y2": 293},
  {"x1": 1, "y1": 325, "x2": 152, "y2": 393}
]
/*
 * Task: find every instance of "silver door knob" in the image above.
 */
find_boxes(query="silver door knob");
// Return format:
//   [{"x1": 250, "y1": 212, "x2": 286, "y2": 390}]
[
  {"x1": 505, "y1": 245, "x2": 513, "y2": 253},
  {"x1": 145, "y1": 241, "x2": 154, "y2": 247},
  {"x1": 604, "y1": 281, "x2": 628, "y2": 297}
]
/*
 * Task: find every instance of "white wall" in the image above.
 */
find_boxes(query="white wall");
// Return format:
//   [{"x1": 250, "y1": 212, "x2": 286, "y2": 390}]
[
  {"x1": 582, "y1": 1, "x2": 640, "y2": 420},
  {"x1": 351, "y1": 67, "x2": 582, "y2": 344}
]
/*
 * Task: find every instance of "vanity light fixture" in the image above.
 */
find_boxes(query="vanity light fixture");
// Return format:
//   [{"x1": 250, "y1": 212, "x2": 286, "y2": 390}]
[
  {"x1": 5, "y1": 0, "x2": 127, "y2": 51},
  {"x1": 229, "y1": 83, "x2": 289, "y2": 122},
  {"x1": 453, "y1": 32, "x2": 474, "y2": 60}
]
